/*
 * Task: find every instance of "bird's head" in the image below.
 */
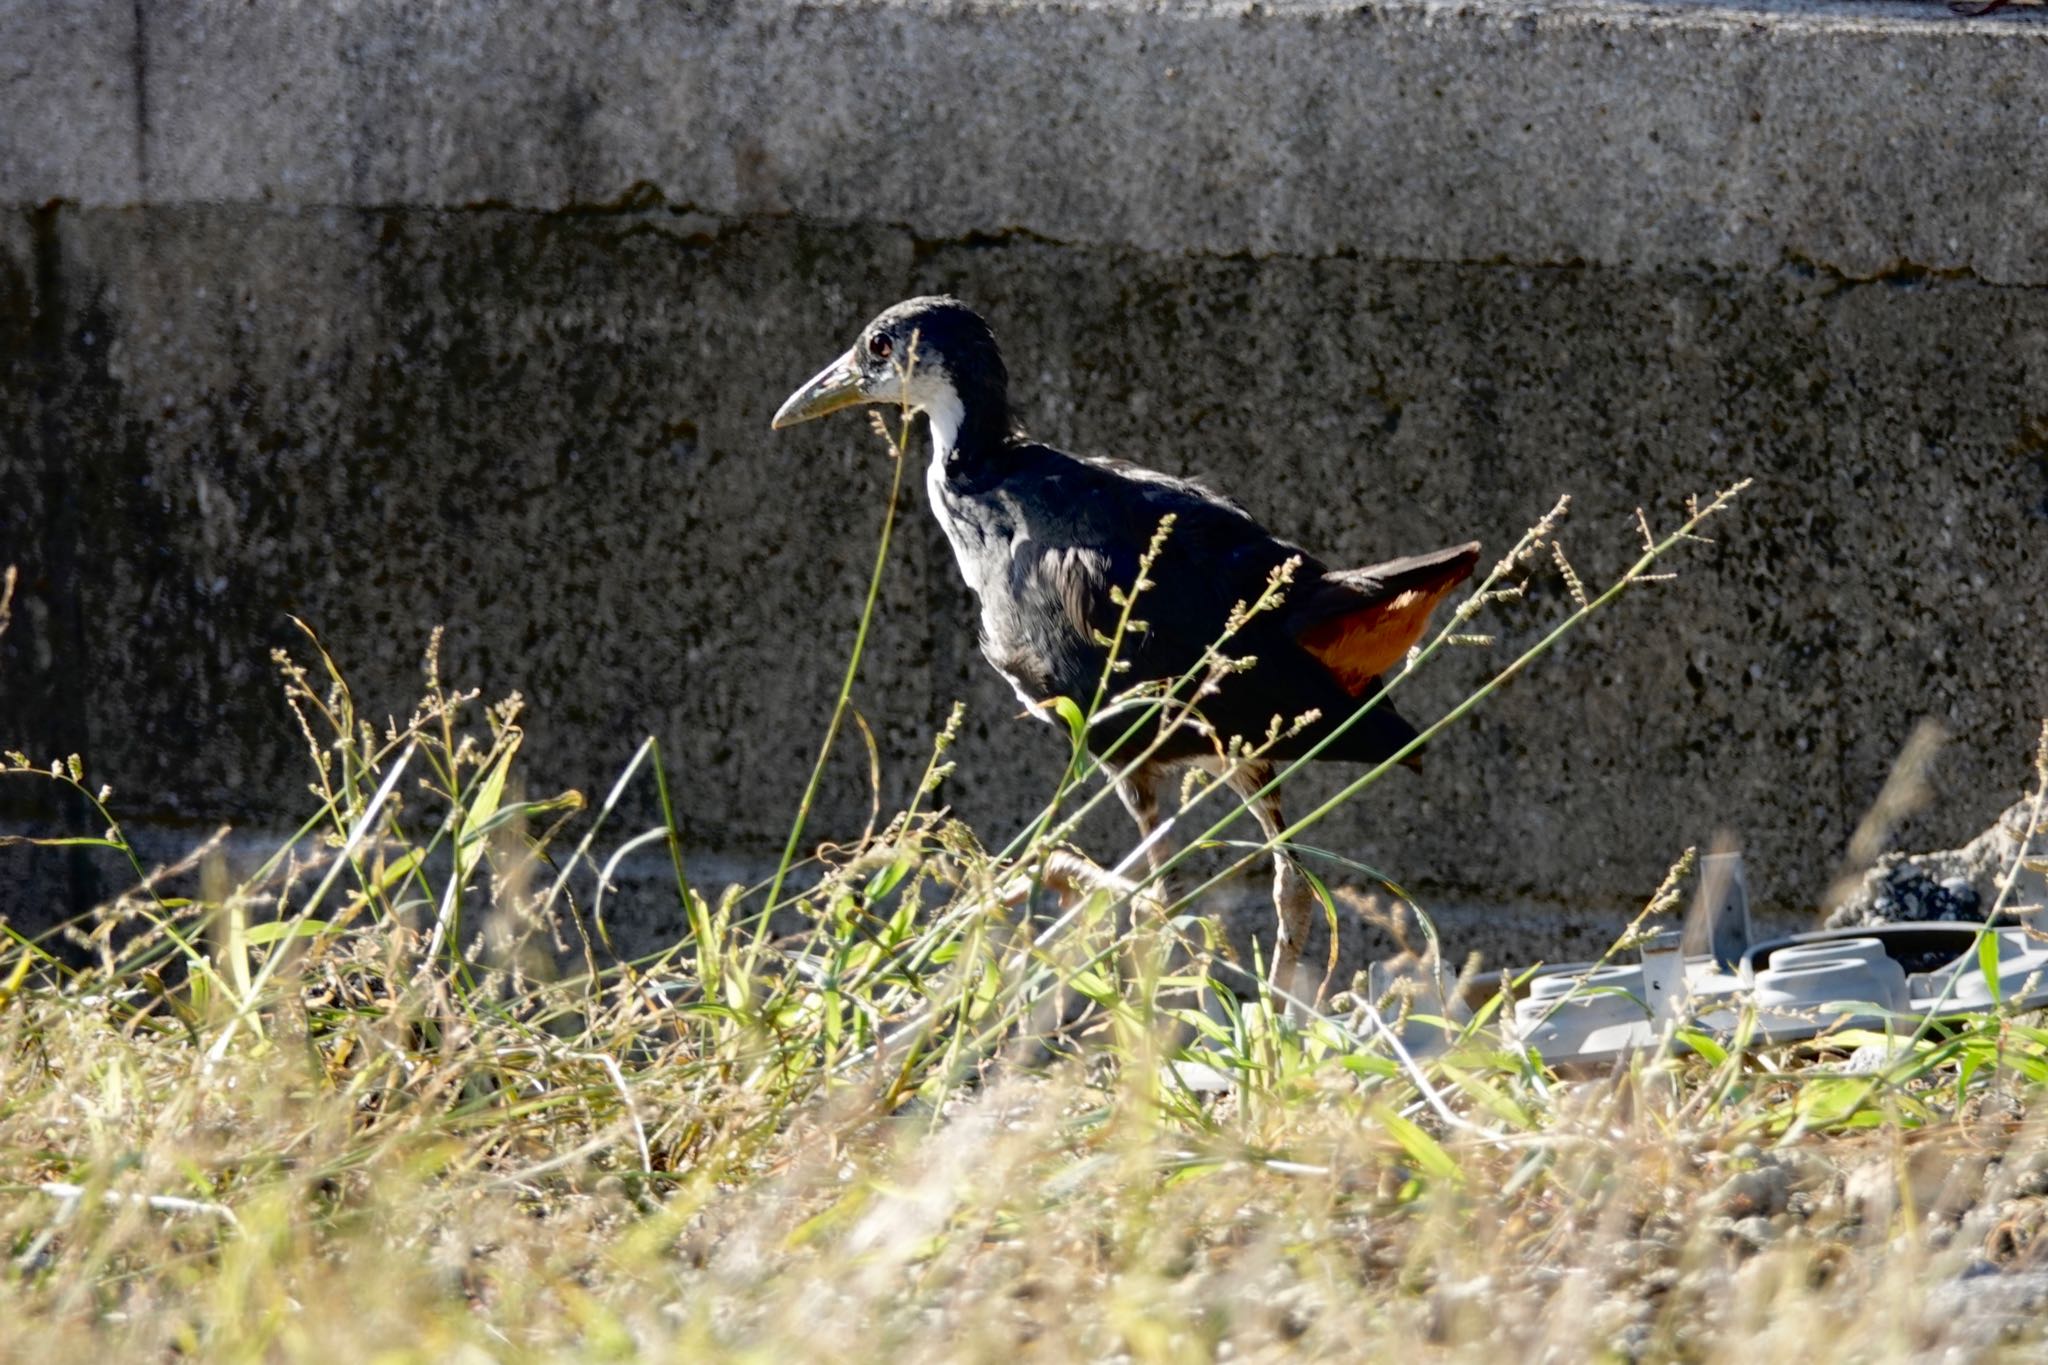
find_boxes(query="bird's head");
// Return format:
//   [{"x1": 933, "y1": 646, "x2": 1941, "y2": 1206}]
[{"x1": 771, "y1": 297, "x2": 1008, "y2": 448}]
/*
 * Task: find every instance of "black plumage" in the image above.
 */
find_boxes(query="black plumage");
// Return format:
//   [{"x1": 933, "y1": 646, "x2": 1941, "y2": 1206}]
[{"x1": 774, "y1": 297, "x2": 1479, "y2": 1006}]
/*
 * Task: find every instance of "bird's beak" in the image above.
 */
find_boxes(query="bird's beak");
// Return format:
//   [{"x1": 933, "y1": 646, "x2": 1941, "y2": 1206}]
[{"x1": 771, "y1": 349, "x2": 868, "y2": 430}]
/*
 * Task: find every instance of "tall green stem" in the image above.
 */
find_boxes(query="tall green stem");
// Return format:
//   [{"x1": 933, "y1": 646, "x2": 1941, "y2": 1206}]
[{"x1": 763, "y1": 423, "x2": 911, "y2": 917}]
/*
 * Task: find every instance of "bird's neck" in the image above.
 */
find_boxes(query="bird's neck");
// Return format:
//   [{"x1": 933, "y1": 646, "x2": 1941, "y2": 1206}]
[
  {"x1": 924, "y1": 388, "x2": 967, "y2": 466},
  {"x1": 925, "y1": 381, "x2": 1012, "y2": 477}
]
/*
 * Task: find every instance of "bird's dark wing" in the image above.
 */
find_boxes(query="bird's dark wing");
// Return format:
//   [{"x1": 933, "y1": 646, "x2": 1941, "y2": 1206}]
[
  {"x1": 1071, "y1": 454, "x2": 1259, "y2": 521},
  {"x1": 1287, "y1": 542, "x2": 1482, "y2": 696},
  {"x1": 988, "y1": 444, "x2": 1476, "y2": 765},
  {"x1": 1050, "y1": 452, "x2": 1323, "y2": 652},
  {"x1": 1039, "y1": 544, "x2": 1117, "y2": 642},
  {"x1": 982, "y1": 445, "x2": 1315, "y2": 704}
]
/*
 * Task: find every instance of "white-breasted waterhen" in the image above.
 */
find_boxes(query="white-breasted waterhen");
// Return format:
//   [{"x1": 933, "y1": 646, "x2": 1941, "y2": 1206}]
[{"x1": 773, "y1": 297, "x2": 1478, "y2": 1007}]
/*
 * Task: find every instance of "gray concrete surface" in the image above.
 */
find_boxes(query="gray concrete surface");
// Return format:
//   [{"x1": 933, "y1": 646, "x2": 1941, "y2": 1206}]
[
  {"x1": 8, "y1": 0, "x2": 2048, "y2": 280},
  {"x1": 3, "y1": 0, "x2": 2047, "y2": 974}
]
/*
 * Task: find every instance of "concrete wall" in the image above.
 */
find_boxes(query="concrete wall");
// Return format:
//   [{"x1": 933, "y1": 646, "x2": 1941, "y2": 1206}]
[{"x1": 4, "y1": 0, "x2": 2046, "y2": 970}]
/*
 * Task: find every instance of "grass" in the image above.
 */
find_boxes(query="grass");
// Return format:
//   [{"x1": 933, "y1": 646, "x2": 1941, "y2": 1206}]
[{"x1": 4, "y1": 409, "x2": 2048, "y2": 1361}]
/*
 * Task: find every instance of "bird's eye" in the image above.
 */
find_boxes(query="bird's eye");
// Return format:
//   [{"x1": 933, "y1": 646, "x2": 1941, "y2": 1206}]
[{"x1": 867, "y1": 333, "x2": 893, "y2": 360}]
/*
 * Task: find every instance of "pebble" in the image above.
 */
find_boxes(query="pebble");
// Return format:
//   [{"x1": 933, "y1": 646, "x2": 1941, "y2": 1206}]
[
  {"x1": 1728, "y1": 1216, "x2": 1778, "y2": 1251},
  {"x1": 1923, "y1": 1269, "x2": 2048, "y2": 1350},
  {"x1": 1705, "y1": 1166, "x2": 1791, "y2": 1219}
]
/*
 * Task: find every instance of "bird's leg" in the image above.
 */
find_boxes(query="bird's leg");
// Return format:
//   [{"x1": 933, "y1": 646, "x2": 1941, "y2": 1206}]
[
  {"x1": 1113, "y1": 765, "x2": 1179, "y2": 911},
  {"x1": 1111, "y1": 763, "x2": 1197, "y2": 1011},
  {"x1": 1227, "y1": 762, "x2": 1317, "y2": 1022}
]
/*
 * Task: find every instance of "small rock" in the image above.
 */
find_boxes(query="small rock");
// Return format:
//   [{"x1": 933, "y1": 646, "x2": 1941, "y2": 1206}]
[
  {"x1": 1845, "y1": 1160, "x2": 1899, "y2": 1225},
  {"x1": 1705, "y1": 1165, "x2": 1791, "y2": 1219},
  {"x1": 1639, "y1": 1210, "x2": 1686, "y2": 1247},
  {"x1": 1923, "y1": 1269, "x2": 2048, "y2": 1350},
  {"x1": 1728, "y1": 1215, "x2": 1777, "y2": 1251},
  {"x1": 1608, "y1": 1321, "x2": 1655, "y2": 1361},
  {"x1": 1931, "y1": 1155, "x2": 1993, "y2": 1222},
  {"x1": 1596, "y1": 1239, "x2": 1670, "y2": 1284},
  {"x1": 1640, "y1": 1266, "x2": 1682, "y2": 1294},
  {"x1": 2008, "y1": 1150, "x2": 2048, "y2": 1198}
]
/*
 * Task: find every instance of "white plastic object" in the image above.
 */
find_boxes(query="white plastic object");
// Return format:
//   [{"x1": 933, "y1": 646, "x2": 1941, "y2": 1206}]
[
  {"x1": 1688, "y1": 850, "x2": 1753, "y2": 969},
  {"x1": 1752, "y1": 954, "x2": 1908, "y2": 1013},
  {"x1": 1638, "y1": 929, "x2": 1685, "y2": 1028},
  {"x1": 1506, "y1": 924, "x2": 2048, "y2": 1065}
]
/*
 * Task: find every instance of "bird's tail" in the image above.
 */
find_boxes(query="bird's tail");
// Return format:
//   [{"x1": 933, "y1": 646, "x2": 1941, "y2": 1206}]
[
  {"x1": 1319, "y1": 692, "x2": 1428, "y2": 769},
  {"x1": 1290, "y1": 541, "x2": 1482, "y2": 696}
]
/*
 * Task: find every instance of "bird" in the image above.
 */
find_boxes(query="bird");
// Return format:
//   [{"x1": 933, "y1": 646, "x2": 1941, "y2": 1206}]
[{"x1": 772, "y1": 297, "x2": 1478, "y2": 1009}]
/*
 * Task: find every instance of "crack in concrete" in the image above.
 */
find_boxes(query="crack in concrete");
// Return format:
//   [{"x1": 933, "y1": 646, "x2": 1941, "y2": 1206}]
[{"x1": 18, "y1": 193, "x2": 2044, "y2": 291}]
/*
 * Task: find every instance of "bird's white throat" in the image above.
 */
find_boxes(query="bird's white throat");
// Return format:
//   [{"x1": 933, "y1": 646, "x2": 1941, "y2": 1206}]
[
  {"x1": 917, "y1": 379, "x2": 984, "y2": 602},
  {"x1": 920, "y1": 385, "x2": 965, "y2": 465}
]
